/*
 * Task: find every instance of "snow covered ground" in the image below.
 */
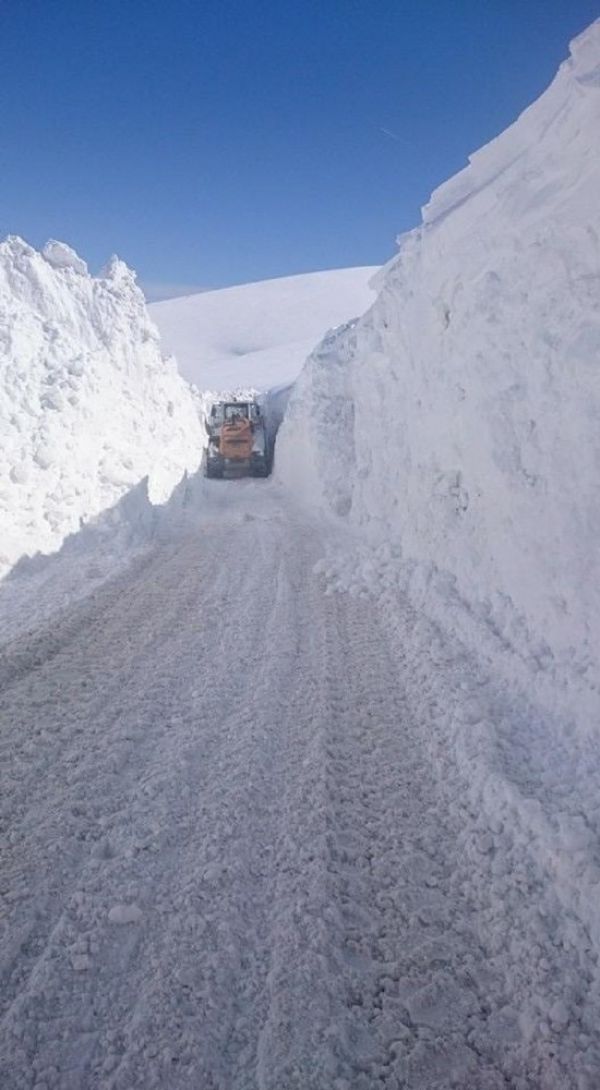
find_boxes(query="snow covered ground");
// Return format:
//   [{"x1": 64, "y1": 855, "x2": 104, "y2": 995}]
[
  {"x1": 2, "y1": 480, "x2": 600, "y2": 1089},
  {"x1": 0, "y1": 237, "x2": 204, "y2": 576},
  {"x1": 277, "y1": 19, "x2": 600, "y2": 737},
  {"x1": 149, "y1": 267, "x2": 378, "y2": 390}
]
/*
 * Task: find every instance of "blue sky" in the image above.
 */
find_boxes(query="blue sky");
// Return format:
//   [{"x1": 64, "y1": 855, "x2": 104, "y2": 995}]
[{"x1": 1, "y1": 0, "x2": 598, "y2": 296}]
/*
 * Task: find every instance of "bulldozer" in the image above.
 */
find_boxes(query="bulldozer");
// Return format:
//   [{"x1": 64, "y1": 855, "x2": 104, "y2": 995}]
[{"x1": 204, "y1": 399, "x2": 270, "y2": 478}]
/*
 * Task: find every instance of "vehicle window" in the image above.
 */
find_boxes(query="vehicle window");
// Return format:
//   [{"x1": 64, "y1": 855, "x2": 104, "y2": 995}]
[{"x1": 224, "y1": 404, "x2": 251, "y2": 420}]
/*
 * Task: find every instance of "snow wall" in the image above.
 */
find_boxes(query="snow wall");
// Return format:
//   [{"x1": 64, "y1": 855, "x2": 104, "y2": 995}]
[
  {"x1": 277, "y1": 20, "x2": 600, "y2": 729},
  {"x1": 0, "y1": 237, "x2": 204, "y2": 575}
]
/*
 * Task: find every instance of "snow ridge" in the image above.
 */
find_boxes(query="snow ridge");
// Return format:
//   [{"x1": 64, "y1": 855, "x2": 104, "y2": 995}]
[{"x1": 0, "y1": 236, "x2": 204, "y2": 575}]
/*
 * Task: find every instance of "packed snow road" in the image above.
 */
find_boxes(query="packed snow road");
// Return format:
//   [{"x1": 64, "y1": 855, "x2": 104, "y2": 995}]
[{"x1": 1, "y1": 484, "x2": 599, "y2": 1089}]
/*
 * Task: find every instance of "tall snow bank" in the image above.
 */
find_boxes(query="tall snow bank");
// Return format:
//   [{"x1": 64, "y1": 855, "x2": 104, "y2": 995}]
[
  {"x1": 277, "y1": 21, "x2": 600, "y2": 725},
  {"x1": 0, "y1": 237, "x2": 204, "y2": 574}
]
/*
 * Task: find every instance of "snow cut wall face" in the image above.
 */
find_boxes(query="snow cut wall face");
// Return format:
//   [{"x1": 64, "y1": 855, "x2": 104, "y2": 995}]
[
  {"x1": 0, "y1": 237, "x2": 204, "y2": 575},
  {"x1": 277, "y1": 20, "x2": 600, "y2": 712}
]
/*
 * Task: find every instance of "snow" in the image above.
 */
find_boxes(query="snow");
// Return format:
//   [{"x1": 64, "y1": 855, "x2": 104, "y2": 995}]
[
  {"x1": 0, "y1": 242, "x2": 375, "y2": 585},
  {"x1": 108, "y1": 903, "x2": 144, "y2": 925},
  {"x1": 277, "y1": 19, "x2": 600, "y2": 736},
  {"x1": 2, "y1": 18, "x2": 600, "y2": 1090},
  {"x1": 0, "y1": 469, "x2": 208, "y2": 648},
  {"x1": 0, "y1": 236, "x2": 205, "y2": 575},
  {"x1": 149, "y1": 266, "x2": 378, "y2": 391},
  {"x1": 42, "y1": 240, "x2": 88, "y2": 276},
  {"x1": 3, "y1": 482, "x2": 600, "y2": 1087}
]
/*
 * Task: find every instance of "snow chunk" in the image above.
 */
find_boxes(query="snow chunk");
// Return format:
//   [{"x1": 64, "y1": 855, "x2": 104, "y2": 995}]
[
  {"x1": 42, "y1": 239, "x2": 88, "y2": 275},
  {"x1": 569, "y1": 17, "x2": 600, "y2": 84},
  {"x1": 108, "y1": 903, "x2": 143, "y2": 925},
  {"x1": 102, "y1": 253, "x2": 135, "y2": 285},
  {"x1": 71, "y1": 953, "x2": 92, "y2": 971}
]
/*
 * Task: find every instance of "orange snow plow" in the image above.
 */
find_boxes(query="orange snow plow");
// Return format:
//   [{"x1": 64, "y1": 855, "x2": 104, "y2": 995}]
[
  {"x1": 205, "y1": 399, "x2": 270, "y2": 478},
  {"x1": 219, "y1": 413, "x2": 254, "y2": 461}
]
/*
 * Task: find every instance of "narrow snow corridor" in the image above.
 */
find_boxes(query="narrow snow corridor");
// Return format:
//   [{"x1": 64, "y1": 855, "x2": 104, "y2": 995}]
[{"x1": 1, "y1": 485, "x2": 598, "y2": 1089}]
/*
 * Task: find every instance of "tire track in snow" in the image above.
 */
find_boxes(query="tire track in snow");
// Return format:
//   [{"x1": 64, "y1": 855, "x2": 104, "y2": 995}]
[
  {"x1": 0, "y1": 536, "x2": 231, "y2": 1034},
  {"x1": 0, "y1": 502, "x2": 331, "y2": 1089},
  {"x1": 1, "y1": 522, "x2": 281, "y2": 1088},
  {"x1": 311, "y1": 588, "x2": 507, "y2": 1089},
  {"x1": 252, "y1": 566, "x2": 499, "y2": 1089},
  {"x1": 100, "y1": 521, "x2": 324, "y2": 1090}
]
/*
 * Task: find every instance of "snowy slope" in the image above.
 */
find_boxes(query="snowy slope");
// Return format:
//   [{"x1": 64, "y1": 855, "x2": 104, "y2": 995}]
[
  {"x1": 277, "y1": 20, "x2": 600, "y2": 729},
  {"x1": 0, "y1": 237, "x2": 204, "y2": 574},
  {"x1": 149, "y1": 267, "x2": 378, "y2": 390}
]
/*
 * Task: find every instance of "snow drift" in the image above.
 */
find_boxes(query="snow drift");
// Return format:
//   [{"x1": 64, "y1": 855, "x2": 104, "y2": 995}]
[
  {"x1": 277, "y1": 21, "x2": 600, "y2": 727},
  {"x1": 0, "y1": 237, "x2": 204, "y2": 574}
]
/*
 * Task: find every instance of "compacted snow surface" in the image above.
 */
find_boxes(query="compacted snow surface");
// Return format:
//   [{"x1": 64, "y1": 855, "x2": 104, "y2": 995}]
[{"x1": 2, "y1": 481, "x2": 600, "y2": 1090}]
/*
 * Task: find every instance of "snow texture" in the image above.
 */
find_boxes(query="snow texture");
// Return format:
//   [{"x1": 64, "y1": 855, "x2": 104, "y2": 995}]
[
  {"x1": 0, "y1": 236, "x2": 205, "y2": 575},
  {"x1": 277, "y1": 20, "x2": 600, "y2": 736},
  {"x1": 150, "y1": 267, "x2": 378, "y2": 391},
  {"x1": 2, "y1": 480, "x2": 600, "y2": 1088}
]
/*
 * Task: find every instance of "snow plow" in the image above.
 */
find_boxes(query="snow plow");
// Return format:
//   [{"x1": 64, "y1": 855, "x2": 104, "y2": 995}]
[{"x1": 204, "y1": 399, "x2": 270, "y2": 478}]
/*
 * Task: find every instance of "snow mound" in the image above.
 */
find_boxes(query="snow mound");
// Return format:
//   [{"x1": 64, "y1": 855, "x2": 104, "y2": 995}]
[
  {"x1": 0, "y1": 236, "x2": 204, "y2": 575},
  {"x1": 150, "y1": 266, "x2": 378, "y2": 390},
  {"x1": 277, "y1": 20, "x2": 600, "y2": 729}
]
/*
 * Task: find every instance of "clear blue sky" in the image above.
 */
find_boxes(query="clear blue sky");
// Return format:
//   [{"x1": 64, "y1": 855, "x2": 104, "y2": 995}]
[{"x1": 1, "y1": 0, "x2": 598, "y2": 296}]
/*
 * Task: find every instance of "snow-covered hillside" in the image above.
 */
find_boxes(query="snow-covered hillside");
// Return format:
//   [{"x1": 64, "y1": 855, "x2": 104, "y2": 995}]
[
  {"x1": 0, "y1": 237, "x2": 204, "y2": 574},
  {"x1": 150, "y1": 267, "x2": 378, "y2": 390},
  {"x1": 277, "y1": 21, "x2": 600, "y2": 729}
]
